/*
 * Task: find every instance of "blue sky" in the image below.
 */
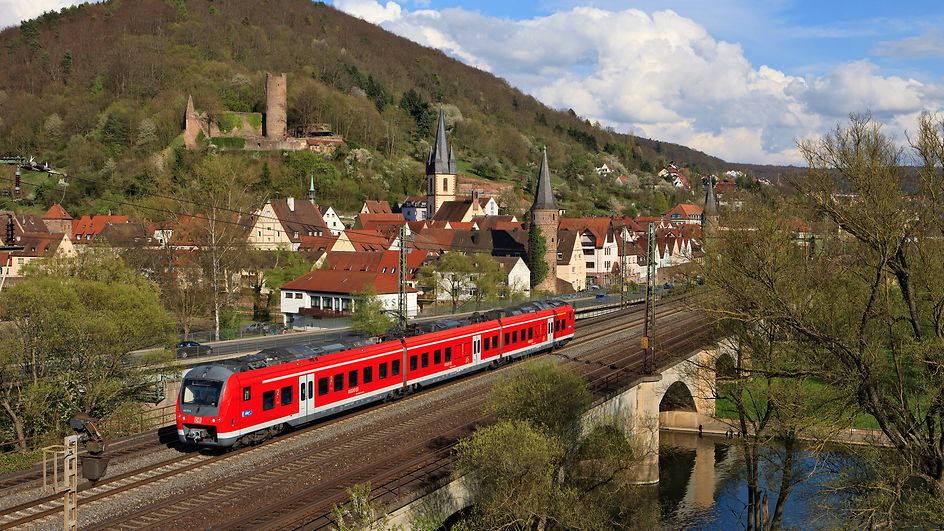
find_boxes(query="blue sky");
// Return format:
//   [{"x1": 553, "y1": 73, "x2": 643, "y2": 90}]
[
  {"x1": 331, "y1": 0, "x2": 944, "y2": 163},
  {"x1": 4, "y1": 0, "x2": 943, "y2": 163}
]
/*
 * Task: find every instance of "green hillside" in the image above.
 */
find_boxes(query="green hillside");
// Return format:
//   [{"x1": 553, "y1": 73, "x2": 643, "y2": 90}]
[{"x1": 0, "y1": 0, "x2": 733, "y2": 218}]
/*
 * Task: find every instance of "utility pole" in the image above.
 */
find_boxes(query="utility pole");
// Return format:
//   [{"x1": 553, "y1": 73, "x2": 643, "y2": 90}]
[
  {"x1": 619, "y1": 227, "x2": 629, "y2": 308},
  {"x1": 642, "y1": 222, "x2": 657, "y2": 374},
  {"x1": 397, "y1": 224, "x2": 408, "y2": 332}
]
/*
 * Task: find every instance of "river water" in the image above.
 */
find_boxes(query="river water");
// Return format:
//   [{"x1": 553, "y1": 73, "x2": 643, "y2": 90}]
[{"x1": 657, "y1": 430, "x2": 850, "y2": 530}]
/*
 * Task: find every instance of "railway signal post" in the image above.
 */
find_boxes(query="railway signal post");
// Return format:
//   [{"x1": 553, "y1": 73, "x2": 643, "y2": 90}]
[{"x1": 43, "y1": 435, "x2": 79, "y2": 531}]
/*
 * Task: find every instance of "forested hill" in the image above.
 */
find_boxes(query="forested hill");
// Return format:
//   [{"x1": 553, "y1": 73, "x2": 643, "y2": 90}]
[{"x1": 0, "y1": 0, "x2": 735, "y2": 217}]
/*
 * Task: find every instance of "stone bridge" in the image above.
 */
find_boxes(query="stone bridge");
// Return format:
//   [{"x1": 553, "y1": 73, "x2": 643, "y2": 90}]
[{"x1": 386, "y1": 341, "x2": 733, "y2": 527}]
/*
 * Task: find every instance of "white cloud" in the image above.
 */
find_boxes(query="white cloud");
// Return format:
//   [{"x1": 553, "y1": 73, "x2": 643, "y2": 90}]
[
  {"x1": 332, "y1": 0, "x2": 402, "y2": 25},
  {"x1": 332, "y1": 1, "x2": 944, "y2": 164},
  {"x1": 873, "y1": 29, "x2": 944, "y2": 58},
  {"x1": 0, "y1": 0, "x2": 96, "y2": 29}
]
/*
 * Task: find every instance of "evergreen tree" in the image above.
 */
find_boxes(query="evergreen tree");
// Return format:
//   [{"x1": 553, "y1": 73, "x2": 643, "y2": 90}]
[{"x1": 528, "y1": 223, "x2": 548, "y2": 288}]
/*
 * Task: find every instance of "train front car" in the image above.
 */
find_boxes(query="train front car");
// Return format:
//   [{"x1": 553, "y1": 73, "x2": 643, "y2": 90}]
[{"x1": 176, "y1": 364, "x2": 237, "y2": 447}]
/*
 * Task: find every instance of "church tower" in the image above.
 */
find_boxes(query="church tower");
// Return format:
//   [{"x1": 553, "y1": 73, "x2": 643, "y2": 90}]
[
  {"x1": 702, "y1": 175, "x2": 719, "y2": 233},
  {"x1": 426, "y1": 108, "x2": 457, "y2": 218},
  {"x1": 530, "y1": 147, "x2": 559, "y2": 293}
]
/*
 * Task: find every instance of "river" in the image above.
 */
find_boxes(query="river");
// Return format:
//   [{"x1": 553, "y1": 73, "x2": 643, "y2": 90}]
[{"x1": 657, "y1": 430, "x2": 851, "y2": 530}]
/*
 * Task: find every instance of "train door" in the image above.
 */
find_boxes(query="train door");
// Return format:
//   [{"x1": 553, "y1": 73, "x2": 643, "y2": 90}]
[
  {"x1": 547, "y1": 317, "x2": 554, "y2": 344},
  {"x1": 298, "y1": 374, "x2": 314, "y2": 417},
  {"x1": 472, "y1": 335, "x2": 482, "y2": 364}
]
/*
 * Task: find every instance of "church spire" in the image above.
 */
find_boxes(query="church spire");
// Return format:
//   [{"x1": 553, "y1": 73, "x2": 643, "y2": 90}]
[
  {"x1": 427, "y1": 107, "x2": 456, "y2": 175},
  {"x1": 531, "y1": 146, "x2": 555, "y2": 211},
  {"x1": 308, "y1": 175, "x2": 316, "y2": 204}
]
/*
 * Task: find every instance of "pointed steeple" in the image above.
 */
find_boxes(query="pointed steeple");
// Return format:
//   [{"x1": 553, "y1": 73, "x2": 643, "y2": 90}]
[
  {"x1": 308, "y1": 175, "x2": 316, "y2": 204},
  {"x1": 427, "y1": 107, "x2": 456, "y2": 175},
  {"x1": 186, "y1": 95, "x2": 195, "y2": 116},
  {"x1": 531, "y1": 147, "x2": 556, "y2": 211}
]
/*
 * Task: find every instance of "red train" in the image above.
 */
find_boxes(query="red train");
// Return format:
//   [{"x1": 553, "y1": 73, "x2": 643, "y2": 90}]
[{"x1": 177, "y1": 300, "x2": 575, "y2": 447}]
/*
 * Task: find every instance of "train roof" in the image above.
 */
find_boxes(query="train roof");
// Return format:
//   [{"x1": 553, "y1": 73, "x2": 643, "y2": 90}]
[{"x1": 186, "y1": 299, "x2": 572, "y2": 376}]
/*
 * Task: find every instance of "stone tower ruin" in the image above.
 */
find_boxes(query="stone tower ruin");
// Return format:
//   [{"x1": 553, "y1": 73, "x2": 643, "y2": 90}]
[
  {"x1": 265, "y1": 72, "x2": 287, "y2": 139},
  {"x1": 530, "y1": 147, "x2": 559, "y2": 293}
]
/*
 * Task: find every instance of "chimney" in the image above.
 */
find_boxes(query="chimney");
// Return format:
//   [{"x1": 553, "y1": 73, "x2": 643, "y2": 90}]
[{"x1": 287, "y1": 197, "x2": 295, "y2": 212}]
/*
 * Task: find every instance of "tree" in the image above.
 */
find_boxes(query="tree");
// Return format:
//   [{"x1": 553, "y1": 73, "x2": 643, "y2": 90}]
[
  {"x1": 0, "y1": 252, "x2": 174, "y2": 450},
  {"x1": 455, "y1": 360, "x2": 645, "y2": 529},
  {"x1": 704, "y1": 114, "x2": 944, "y2": 527},
  {"x1": 351, "y1": 287, "x2": 393, "y2": 337},
  {"x1": 470, "y1": 253, "x2": 502, "y2": 308},
  {"x1": 528, "y1": 223, "x2": 548, "y2": 289},
  {"x1": 183, "y1": 156, "x2": 260, "y2": 340},
  {"x1": 331, "y1": 482, "x2": 398, "y2": 531},
  {"x1": 429, "y1": 252, "x2": 475, "y2": 313}
]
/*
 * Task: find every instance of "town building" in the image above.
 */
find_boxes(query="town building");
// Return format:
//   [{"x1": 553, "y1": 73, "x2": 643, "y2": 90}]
[
  {"x1": 399, "y1": 195, "x2": 429, "y2": 222},
  {"x1": 426, "y1": 109, "x2": 458, "y2": 218},
  {"x1": 559, "y1": 217, "x2": 617, "y2": 288},
  {"x1": 247, "y1": 196, "x2": 329, "y2": 251},
  {"x1": 280, "y1": 269, "x2": 418, "y2": 329}
]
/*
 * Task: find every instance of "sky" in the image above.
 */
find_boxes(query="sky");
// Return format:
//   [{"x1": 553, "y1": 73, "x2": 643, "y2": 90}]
[{"x1": 3, "y1": 1, "x2": 944, "y2": 164}]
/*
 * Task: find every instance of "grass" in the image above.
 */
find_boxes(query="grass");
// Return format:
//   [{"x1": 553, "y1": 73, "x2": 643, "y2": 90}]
[
  {"x1": 715, "y1": 380, "x2": 881, "y2": 430},
  {"x1": 0, "y1": 448, "x2": 42, "y2": 475}
]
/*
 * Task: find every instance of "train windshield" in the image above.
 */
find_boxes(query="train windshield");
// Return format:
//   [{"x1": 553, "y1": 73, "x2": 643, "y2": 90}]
[{"x1": 181, "y1": 379, "x2": 223, "y2": 407}]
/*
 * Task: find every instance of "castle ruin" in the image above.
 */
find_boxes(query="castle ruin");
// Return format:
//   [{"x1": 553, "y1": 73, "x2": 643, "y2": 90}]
[{"x1": 184, "y1": 72, "x2": 344, "y2": 153}]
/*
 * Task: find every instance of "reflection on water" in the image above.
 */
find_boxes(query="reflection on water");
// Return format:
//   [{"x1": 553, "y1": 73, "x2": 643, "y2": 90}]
[{"x1": 658, "y1": 430, "x2": 849, "y2": 530}]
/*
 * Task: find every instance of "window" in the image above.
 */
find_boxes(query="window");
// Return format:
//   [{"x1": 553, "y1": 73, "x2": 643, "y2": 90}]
[
  {"x1": 434, "y1": 350, "x2": 441, "y2": 364},
  {"x1": 410, "y1": 356, "x2": 418, "y2": 371},
  {"x1": 295, "y1": 293, "x2": 302, "y2": 299},
  {"x1": 364, "y1": 366, "x2": 373, "y2": 384},
  {"x1": 604, "y1": 261, "x2": 611, "y2": 269},
  {"x1": 243, "y1": 387, "x2": 251, "y2": 401},
  {"x1": 333, "y1": 374, "x2": 344, "y2": 392},
  {"x1": 348, "y1": 370, "x2": 358, "y2": 388},
  {"x1": 445, "y1": 347, "x2": 452, "y2": 362},
  {"x1": 262, "y1": 390, "x2": 275, "y2": 411},
  {"x1": 281, "y1": 385, "x2": 293, "y2": 406},
  {"x1": 379, "y1": 363, "x2": 388, "y2": 380},
  {"x1": 554, "y1": 321, "x2": 559, "y2": 332},
  {"x1": 512, "y1": 331, "x2": 518, "y2": 343},
  {"x1": 421, "y1": 352, "x2": 429, "y2": 368},
  {"x1": 285, "y1": 292, "x2": 291, "y2": 298},
  {"x1": 505, "y1": 333, "x2": 510, "y2": 345},
  {"x1": 528, "y1": 328, "x2": 534, "y2": 340},
  {"x1": 605, "y1": 247, "x2": 611, "y2": 256},
  {"x1": 586, "y1": 262, "x2": 595, "y2": 269},
  {"x1": 557, "y1": 252, "x2": 563, "y2": 260},
  {"x1": 318, "y1": 377, "x2": 329, "y2": 396},
  {"x1": 392, "y1": 359, "x2": 401, "y2": 376},
  {"x1": 309, "y1": 381, "x2": 313, "y2": 399},
  {"x1": 443, "y1": 177, "x2": 448, "y2": 192}
]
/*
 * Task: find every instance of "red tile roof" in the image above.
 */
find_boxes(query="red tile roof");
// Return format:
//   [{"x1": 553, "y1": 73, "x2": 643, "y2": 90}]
[
  {"x1": 268, "y1": 199, "x2": 328, "y2": 242},
  {"x1": 321, "y1": 250, "x2": 428, "y2": 279},
  {"x1": 72, "y1": 215, "x2": 130, "y2": 243},
  {"x1": 342, "y1": 229, "x2": 396, "y2": 252},
  {"x1": 43, "y1": 203, "x2": 72, "y2": 220},
  {"x1": 282, "y1": 269, "x2": 417, "y2": 295},
  {"x1": 362, "y1": 200, "x2": 393, "y2": 214},
  {"x1": 558, "y1": 217, "x2": 612, "y2": 249}
]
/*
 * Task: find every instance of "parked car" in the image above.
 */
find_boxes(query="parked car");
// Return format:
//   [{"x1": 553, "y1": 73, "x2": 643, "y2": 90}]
[{"x1": 176, "y1": 341, "x2": 212, "y2": 358}]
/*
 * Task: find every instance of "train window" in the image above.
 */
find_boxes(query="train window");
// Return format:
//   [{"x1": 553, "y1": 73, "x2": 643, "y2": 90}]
[
  {"x1": 434, "y1": 350, "x2": 441, "y2": 364},
  {"x1": 512, "y1": 331, "x2": 518, "y2": 343},
  {"x1": 379, "y1": 362, "x2": 388, "y2": 379},
  {"x1": 318, "y1": 377, "x2": 329, "y2": 396},
  {"x1": 445, "y1": 347, "x2": 452, "y2": 362},
  {"x1": 333, "y1": 374, "x2": 344, "y2": 392},
  {"x1": 243, "y1": 387, "x2": 251, "y2": 401},
  {"x1": 262, "y1": 390, "x2": 275, "y2": 411},
  {"x1": 349, "y1": 370, "x2": 358, "y2": 388},
  {"x1": 364, "y1": 366, "x2": 373, "y2": 384},
  {"x1": 421, "y1": 352, "x2": 429, "y2": 368},
  {"x1": 529, "y1": 328, "x2": 534, "y2": 340},
  {"x1": 409, "y1": 356, "x2": 417, "y2": 371},
  {"x1": 281, "y1": 385, "x2": 293, "y2": 406},
  {"x1": 308, "y1": 381, "x2": 313, "y2": 400},
  {"x1": 504, "y1": 333, "x2": 509, "y2": 345},
  {"x1": 393, "y1": 359, "x2": 401, "y2": 376}
]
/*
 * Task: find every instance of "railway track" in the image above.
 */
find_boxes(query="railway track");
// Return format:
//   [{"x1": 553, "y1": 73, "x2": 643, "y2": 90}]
[
  {"x1": 92, "y1": 314, "x2": 712, "y2": 529},
  {"x1": 0, "y1": 299, "x2": 684, "y2": 530}
]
